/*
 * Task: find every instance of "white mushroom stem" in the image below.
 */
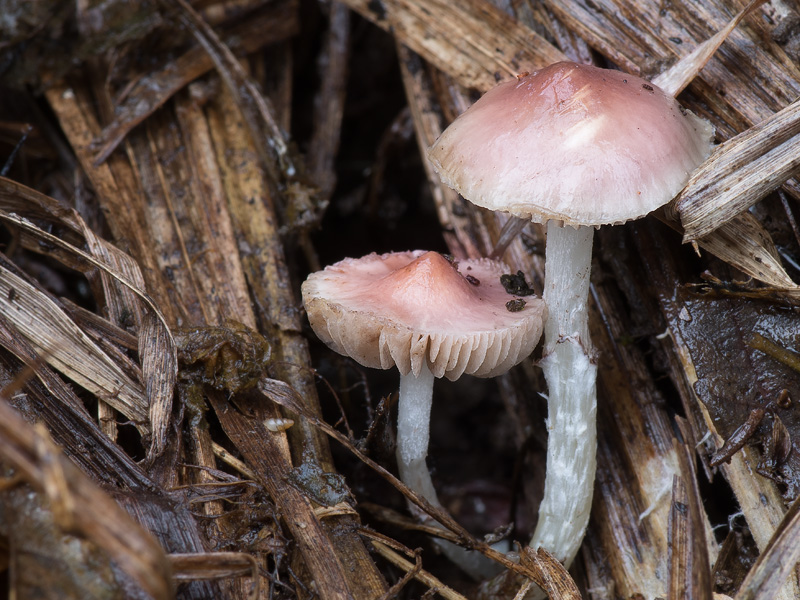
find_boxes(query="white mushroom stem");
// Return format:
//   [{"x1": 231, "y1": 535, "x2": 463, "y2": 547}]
[
  {"x1": 396, "y1": 364, "x2": 502, "y2": 579},
  {"x1": 396, "y1": 364, "x2": 438, "y2": 504},
  {"x1": 529, "y1": 220, "x2": 598, "y2": 567}
]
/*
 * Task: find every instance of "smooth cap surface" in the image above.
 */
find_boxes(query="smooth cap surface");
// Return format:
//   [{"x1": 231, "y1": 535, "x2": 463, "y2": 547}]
[
  {"x1": 428, "y1": 61, "x2": 715, "y2": 226},
  {"x1": 301, "y1": 251, "x2": 545, "y2": 380}
]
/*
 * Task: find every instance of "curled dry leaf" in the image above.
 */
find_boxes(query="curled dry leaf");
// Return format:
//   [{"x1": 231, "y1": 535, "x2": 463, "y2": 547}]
[
  {"x1": 0, "y1": 262, "x2": 150, "y2": 431},
  {"x1": 710, "y1": 408, "x2": 766, "y2": 468},
  {"x1": 692, "y1": 213, "x2": 800, "y2": 293},
  {"x1": 761, "y1": 414, "x2": 793, "y2": 475},
  {"x1": 0, "y1": 188, "x2": 177, "y2": 458}
]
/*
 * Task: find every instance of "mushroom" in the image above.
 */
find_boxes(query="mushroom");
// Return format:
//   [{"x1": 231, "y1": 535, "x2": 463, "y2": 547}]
[
  {"x1": 302, "y1": 250, "x2": 546, "y2": 573},
  {"x1": 428, "y1": 61, "x2": 715, "y2": 566}
]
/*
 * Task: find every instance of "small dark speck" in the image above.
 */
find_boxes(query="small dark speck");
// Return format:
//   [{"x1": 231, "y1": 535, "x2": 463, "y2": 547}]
[
  {"x1": 669, "y1": 37, "x2": 682, "y2": 44},
  {"x1": 642, "y1": 83, "x2": 654, "y2": 92},
  {"x1": 406, "y1": 55, "x2": 422, "y2": 76},
  {"x1": 673, "y1": 501, "x2": 688, "y2": 516},
  {"x1": 494, "y1": 71, "x2": 503, "y2": 82},
  {"x1": 367, "y1": 0, "x2": 387, "y2": 19},
  {"x1": 465, "y1": 275, "x2": 480, "y2": 286},
  {"x1": 759, "y1": 493, "x2": 768, "y2": 506},
  {"x1": 623, "y1": 79, "x2": 628, "y2": 83},
  {"x1": 506, "y1": 298, "x2": 526, "y2": 312},
  {"x1": 7, "y1": 288, "x2": 15, "y2": 302},
  {"x1": 500, "y1": 271, "x2": 535, "y2": 296}
]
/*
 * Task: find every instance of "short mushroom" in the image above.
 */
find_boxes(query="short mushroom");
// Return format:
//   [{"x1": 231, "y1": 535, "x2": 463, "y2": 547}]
[
  {"x1": 428, "y1": 61, "x2": 715, "y2": 567},
  {"x1": 302, "y1": 250, "x2": 545, "y2": 573}
]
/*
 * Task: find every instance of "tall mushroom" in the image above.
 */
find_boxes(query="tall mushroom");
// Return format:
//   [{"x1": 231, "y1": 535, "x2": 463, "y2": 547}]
[
  {"x1": 428, "y1": 61, "x2": 715, "y2": 566},
  {"x1": 302, "y1": 250, "x2": 545, "y2": 574}
]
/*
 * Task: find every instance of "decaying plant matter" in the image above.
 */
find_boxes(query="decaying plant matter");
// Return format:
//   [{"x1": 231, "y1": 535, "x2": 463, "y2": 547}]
[{"x1": 0, "y1": 0, "x2": 799, "y2": 599}]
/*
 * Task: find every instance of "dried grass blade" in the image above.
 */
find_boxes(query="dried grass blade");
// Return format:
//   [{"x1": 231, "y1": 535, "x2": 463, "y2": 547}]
[
  {"x1": 0, "y1": 176, "x2": 83, "y2": 237},
  {"x1": 668, "y1": 474, "x2": 692, "y2": 599},
  {"x1": 677, "y1": 97, "x2": 800, "y2": 242},
  {"x1": 138, "y1": 313, "x2": 177, "y2": 458},
  {"x1": 0, "y1": 262, "x2": 149, "y2": 428},
  {"x1": 577, "y1": 268, "x2": 704, "y2": 599},
  {"x1": 206, "y1": 81, "x2": 343, "y2": 462},
  {"x1": 340, "y1": 0, "x2": 565, "y2": 92},
  {"x1": 42, "y1": 83, "x2": 181, "y2": 457},
  {"x1": 78, "y1": 220, "x2": 177, "y2": 458},
  {"x1": 653, "y1": 0, "x2": 767, "y2": 97},
  {"x1": 0, "y1": 379, "x2": 172, "y2": 600},
  {"x1": 374, "y1": 550, "x2": 422, "y2": 600},
  {"x1": 735, "y1": 493, "x2": 800, "y2": 600},
  {"x1": 0, "y1": 312, "x2": 148, "y2": 489},
  {"x1": 172, "y1": 88, "x2": 257, "y2": 324},
  {"x1": 0, "y1": 330, "x2": 223, "y2": 595}
]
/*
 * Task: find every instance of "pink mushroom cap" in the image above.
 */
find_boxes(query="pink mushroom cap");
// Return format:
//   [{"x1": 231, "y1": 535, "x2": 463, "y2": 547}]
[
  {"x1": 301, "y1": 251, "x2": 546, "y2": 380},
  {"x1": 428, "y1": 61, "x2": 715, "y2": 227}
]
